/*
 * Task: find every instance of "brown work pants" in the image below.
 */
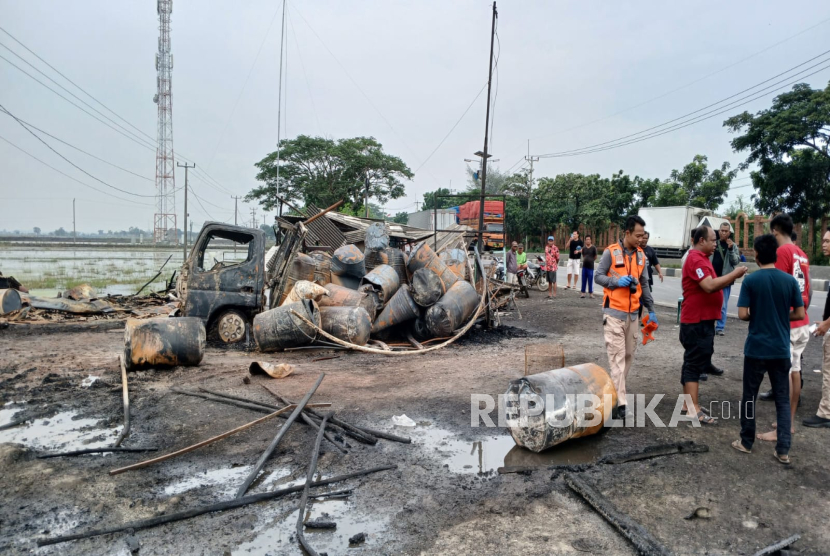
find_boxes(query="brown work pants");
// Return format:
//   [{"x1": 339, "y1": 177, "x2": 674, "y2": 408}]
[
  {"x1": 819, "y1": 336, "x2": 830, "y2": 419},
  {"x1": 603, "y1": 314, "x2": 638, "y2": 402}
]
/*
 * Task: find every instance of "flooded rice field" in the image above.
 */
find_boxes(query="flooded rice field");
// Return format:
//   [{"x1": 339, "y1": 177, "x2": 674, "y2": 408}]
[{"x1": 0, "y1": 244, "x2": 247, "y2": 297}]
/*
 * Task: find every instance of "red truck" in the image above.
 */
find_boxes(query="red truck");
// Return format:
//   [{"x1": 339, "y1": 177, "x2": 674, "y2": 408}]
[{"x1": 457, "y1": 200, "x2": 504, "y2": 250}]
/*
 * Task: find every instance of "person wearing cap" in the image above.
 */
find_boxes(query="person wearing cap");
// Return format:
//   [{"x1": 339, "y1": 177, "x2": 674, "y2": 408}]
[{"x1": 544, "y1": 236, "x2": 560, "y2": 300}]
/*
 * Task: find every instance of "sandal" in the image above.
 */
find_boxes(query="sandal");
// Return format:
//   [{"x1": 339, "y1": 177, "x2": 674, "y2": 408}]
[
  {"x1": 691, "y1": 410, "x2": 716, "y2": 425},
  {"x1": 731, "y1": 439, "x2": 751, "y2": 454},
  {"x1": 774, "y1": 451, "x2": 791, "y2": 465},
  {"x1": 580, "y1": 295, "x2": 585, "y2": 298}
]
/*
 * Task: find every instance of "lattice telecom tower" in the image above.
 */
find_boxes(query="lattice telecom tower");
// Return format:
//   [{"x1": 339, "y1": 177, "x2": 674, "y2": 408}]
[{"x1": 153, "y1": 0, "x2": 176, "y2": 244}]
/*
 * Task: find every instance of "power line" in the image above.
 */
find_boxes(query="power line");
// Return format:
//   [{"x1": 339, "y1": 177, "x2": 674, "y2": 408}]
[
  {"x1": 0, "y1": 108, "x2": 154, "y2": 182},
  {"x1": 204, "y1": 0, "x2": 285, "y2": 171},
  {"x1": 413, "y1": 82, "x2": 488, "y2": 175},
  {"x1": 287, "y1": 9, "x2": 323, "y2": 135},
  {"x1": 536, "y1": 52, "x2": 830, "y2": 158},
  {"x1": 528, "y1": 14, "x2": 830, "y2": 143},
  {"x1": 0, "y1": 102, "x2": 157, "y2": 198},
  {"x1": 0, "y1": 133, "x2": 153, "y2": 206}
]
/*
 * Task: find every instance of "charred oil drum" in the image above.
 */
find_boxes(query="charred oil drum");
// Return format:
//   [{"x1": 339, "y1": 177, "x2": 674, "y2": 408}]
[
  {"x1": 358, "y1": 264, "x2": 400, "y2": 303},
  {"x1": 364, "y1": 222, "x2": 389, "y2": 251},
  {"x1": 318, "y1": 283, "x2": 377, "y2": 321},
  {"x1": 440, "y1": 249, "x2": 468, "y2": 280},
  {"x1": 504, "y1": 364, "x2": 617, "y2": 452},
  {"x1": 425, "y1": 280, "x2": 479, "y2": 337},
  {"x1": 372, "y1": 285, "x2": 420, "y2": 334},
  {"x1": 123, "y1": 317, "x2": 206, "y2": 371},
  {"x1": 407, "y1": 242, "x2": 457, "y2": 293},
  {"x1": 310, "y1": 252, "x2": 332, "y2": 286},
  {"x1": 363, "y1": 249, "x2": 389, "y2": 273},
  {"x1": 0, "y1": 288, "x2": 22, "y2": 315},
  {"x1": 319, "y1": 306, "x2": 372, "y2": 346},
  {"x1": 279, "y1": 252, "x2": 317, "y2": 305},
  {"x1": 410, "y1": 316, "x2": 431, "y2": 341},
  {"x1": 385, "y1": 247, "x2": 408, "y2": 285},
  {"x1": 331, "y1": 245, "x2": 366, "y2": 279},
  {"x1": 253, "y1": 299, "x2": 320, "y2": 352},
  {"x1": 410, "y1": 268, "x2": 447, "y2": 307}
]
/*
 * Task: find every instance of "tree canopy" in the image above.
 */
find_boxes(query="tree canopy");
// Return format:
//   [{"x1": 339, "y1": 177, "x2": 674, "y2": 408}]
[
  {"x1": 724, "y1": 82, "x2": 830, "y2": 221},
  {"x1": 650, "y1": 154, "x2": 736, "y2": 210},
  {"x1": 247, "y1": 135, "x2": 412, "y2": 214}
]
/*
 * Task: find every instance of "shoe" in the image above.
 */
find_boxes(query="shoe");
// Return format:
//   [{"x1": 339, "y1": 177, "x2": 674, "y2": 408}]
[
  {"x1": 699, "y1": 373, "x2": 708, "y2": 381},
  {"x1": 708, "y1": 367, "x2": 725, "y2": 376},
  {"x1": 758, "y1": 389, "x2": 774, "y2": 401},
  {"x1": 802, "y1": 415, "x2": 830, "y2": 428},
  {"x1": 716, "y1": 330, "x2": 725, "y2": 336},
  {"x1": 617, "y1": 405, "x2": 627, "y2": 419}
]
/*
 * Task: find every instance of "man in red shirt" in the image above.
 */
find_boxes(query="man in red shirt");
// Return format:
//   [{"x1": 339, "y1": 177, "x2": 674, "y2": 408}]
[
  {"x1": 680, "y1": 226, "x2": 748, "y2": 423},
  {"x1": 757, "y1": 214, "x2": 811, "y2": 442}
]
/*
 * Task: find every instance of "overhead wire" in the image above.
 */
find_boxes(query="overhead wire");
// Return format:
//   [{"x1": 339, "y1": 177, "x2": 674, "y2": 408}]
[
  {"x1": 535, "y1": 51, "x2": 830, "y2": 158},
  {"x1": 287, "y1": 10, "x2": 323, "y2": 136},
  {"x1": 0, "y1": 108, "x2": 154, "y2": 182},
  {"x1": 0, "y1": 133, "x2": 153, "y2": 206},
  {"x1": 0, "y1": 102, "x2": 157, "y2": 198}
]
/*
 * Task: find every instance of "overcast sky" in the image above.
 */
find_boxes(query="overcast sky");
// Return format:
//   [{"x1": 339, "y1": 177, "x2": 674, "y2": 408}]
[{"x1": 2, "y1": 0, "x2": 829, "y2": 234}]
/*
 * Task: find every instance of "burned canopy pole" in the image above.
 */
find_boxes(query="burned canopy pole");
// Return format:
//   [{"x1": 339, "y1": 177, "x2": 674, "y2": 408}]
[
  {"x1": 564, "y1": 473, "x2": 672, "y2": 556},
  {"x1": 38, "y1": 447, "x2": 158, "y2": 459},
  {"x1": 113, "y1": 355, "x2": 131, "y2": 447},
  {"x1": 235, "y1": 372, "x2": 326, "y2": 498},
  {"x1": 133, "y1": 254, "x2": 173, "y2": 296},
  {"x1": 296, "y1": 413, "x2": 331, "y2": 556},
  {"x1": 259, "y1": 384, "x2": 348, "y2": 454},
  {"x1": 37, "y1": 465, "x2": 396, "y2": 547},
  {"x1": 751, "y1": 534, "x2": 801, "y2": 556}
]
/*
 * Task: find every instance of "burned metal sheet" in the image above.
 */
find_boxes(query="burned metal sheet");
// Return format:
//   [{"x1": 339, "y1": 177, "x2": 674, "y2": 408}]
[{"x1": 25, "y1": 295, "x2": 118, "y2": 315}]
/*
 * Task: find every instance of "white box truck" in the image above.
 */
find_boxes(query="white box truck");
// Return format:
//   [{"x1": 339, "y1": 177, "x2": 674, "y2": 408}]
[
  {"x1": 637, "y1": 206, "x2": 733, "y2": 258},
  {"x1": 406, "y1": 209, "x2": 457, "y2": 231}
]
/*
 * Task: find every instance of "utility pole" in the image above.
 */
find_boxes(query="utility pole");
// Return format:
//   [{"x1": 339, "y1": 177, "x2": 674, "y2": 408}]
[
  {"x1": 275, "y1": 0, "x2": 287, "y2": 218},
  {"x1": 365, "y1": 175, "x2": 370, "y2": 218},
  {"x1": 524, "y1": 140, "x2": 539, "y2": 247},
  {"x1": 177, "y1": 162, "x2": 195, "y2": 260},
  {"x1": 231, "y1": 196, "x2": 240, "y2": 226},
  {"x1": 476, "y1": 1, "x2": 498, "y2": 252},
  {"x1": 72, "y1": 198, "x2": 76, "y2": 244},
  {"x1": 250, "y1": 207, "x2": 257, "y2": 228}
]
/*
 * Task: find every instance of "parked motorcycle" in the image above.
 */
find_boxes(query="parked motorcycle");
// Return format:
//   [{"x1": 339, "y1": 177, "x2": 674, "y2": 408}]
[{"x1": 516, "y1": 256, "x2": 548, "y2": 297}]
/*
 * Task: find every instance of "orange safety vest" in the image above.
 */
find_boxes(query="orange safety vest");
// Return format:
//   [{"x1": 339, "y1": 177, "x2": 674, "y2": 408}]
[{"x1": 603, "y1": 242, "x2": 646, "y2": 313}]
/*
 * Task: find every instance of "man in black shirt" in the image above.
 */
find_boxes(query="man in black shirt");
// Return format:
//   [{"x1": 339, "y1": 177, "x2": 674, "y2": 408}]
[
  {"x1": 640, "y1": 232, "x2": 663, "y2": 291},
  {"x1": 565, "y1": 231, "x2": 583, "y2": 290},
  {"x1": 711, "y1": 222, "x2": 741, "y2": 336},
  {"x1": 804, "y1": 228, "x2": 830, "y2": 428}
]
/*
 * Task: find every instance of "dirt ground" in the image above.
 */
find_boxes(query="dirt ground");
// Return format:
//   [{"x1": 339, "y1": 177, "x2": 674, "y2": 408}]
[{"x1": 1, "y1": 286, "x2": 829, "y2": 555}]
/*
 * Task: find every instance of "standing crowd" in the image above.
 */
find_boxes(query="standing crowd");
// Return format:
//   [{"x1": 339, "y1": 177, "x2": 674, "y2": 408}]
[{"x1": 505, "y1": 212, "x2": 830, "y2": 464}]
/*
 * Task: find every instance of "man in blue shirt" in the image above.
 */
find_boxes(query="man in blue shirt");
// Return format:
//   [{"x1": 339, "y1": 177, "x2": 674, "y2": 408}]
[{"x1": 732, "y1": 234, "x2": 804, "y2": 464}]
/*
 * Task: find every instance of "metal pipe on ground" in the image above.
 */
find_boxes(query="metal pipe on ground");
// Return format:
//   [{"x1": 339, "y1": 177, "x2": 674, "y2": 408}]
[{"x1": 296, "y1": 413, "x2": 331, "y2": 556}]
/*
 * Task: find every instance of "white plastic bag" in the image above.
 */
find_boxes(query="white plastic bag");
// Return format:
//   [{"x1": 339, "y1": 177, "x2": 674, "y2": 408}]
[{"x1": 392, "y1": 414, "x2": 416, "y2": 427}]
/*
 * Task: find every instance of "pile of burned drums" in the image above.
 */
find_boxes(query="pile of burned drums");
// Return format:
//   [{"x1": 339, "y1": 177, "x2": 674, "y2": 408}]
[{"x1": 253, "y1": 240, "x2": 479, "y2": 351}]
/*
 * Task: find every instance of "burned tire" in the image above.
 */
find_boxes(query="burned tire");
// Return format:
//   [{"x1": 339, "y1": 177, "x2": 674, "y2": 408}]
[{"x1": 212, "y1": 309, "x2": 248, "y2": 344}]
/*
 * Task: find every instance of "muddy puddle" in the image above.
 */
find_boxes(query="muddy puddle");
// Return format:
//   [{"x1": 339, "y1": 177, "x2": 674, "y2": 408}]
[
  {"x1": 161, "y1": 465, "x2": 293, "y2": 497},
  {"x1": 233, "y1": 496, "x2": 388, "y2": 555},
  {"x1": 407, "y1": 426, "x2": 614, "y2": 474},
  {"x1": 0, "y1": 410, "x2": 118, "y2": 452}
]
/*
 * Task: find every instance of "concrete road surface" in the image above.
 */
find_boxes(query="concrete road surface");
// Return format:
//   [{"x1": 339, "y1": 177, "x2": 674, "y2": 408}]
[{"x1": 551, "y1": 271, "x2": 827, "y2": 324}]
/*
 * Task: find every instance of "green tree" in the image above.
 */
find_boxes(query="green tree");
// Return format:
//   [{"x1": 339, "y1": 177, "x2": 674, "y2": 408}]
[
  {"x1": 391, "y1": 212, "x2": 409, "y2": 224},
  {"x1": 724, "y1": 82, "x2": 830, "y2": 221},
  {"x1": 248, "y1": 135, "x2": 412, "y2": 214},
  {"x1": 33, "y1": 226, "x2": 41, "y2": 235},
  {"x1": 464, "y1": 165, "x2": 512, "y2": 194},
  {"x1": 259, "y1": 223, "x2": 276, "y2": 241},
  {"x1": 652, "y1": 154, "x2": 735, "y2": 210},
  {"x1": 422, "y1": 187, "x2": 460, "y2": 210}
]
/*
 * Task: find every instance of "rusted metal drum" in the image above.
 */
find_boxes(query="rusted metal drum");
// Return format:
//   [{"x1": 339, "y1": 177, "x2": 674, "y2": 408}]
[
  {"x1": 279, "y1": 252, "x2": 317, "y2": 305},
  {"x1": 385, "y1": 247, "x2": 408, "y2": 285},
  {"x1": 372, "y1": 285, "x2": 420, "y2": 334},
  {"x1": 425, "y1": 280, "x2": 479, "y2": 337},
  {"x1": 318, "y1": 284, "x2": 377, "y2": 321},
  {"x1": 329, "y1": 273, "x2": 361, "y2": 291},
  {"x1": 253, "y1": 299, "x2": 320, "y2": 352},
  {"x1": 409, "y1": 316, "x2": 431, "y2": 341},
  {"x1": 504, "y1": 363, "x2": 617, "y2": 452},
  {"x1": 364, "y1": 222, "x2": 389, "y2": 251},
  {"x1": 358, "y1": 264, "x2": 400, "y2": 303},
  {"x1": 331, "y1": 245, "x2": 366, "y2": 279},
  {"x1": 410, "y1": 268, "x2": 447, "y2": 307},
  {"x1": 123, "y1": 317, "x2": 206, "y2": 371},
  {"x1": 310, "y1": 252, "x2": 332, "y2": 286},
  {"x1": 364, "y1": 249, "x2": 389, "y2": 273},
  {"x1": 319, "y1": 306, "x2": 371, "y2": 346},
  {"x1": 440, "y1": 249, "x2": 468, "y2": 280},
  {"x1": 407, "y1": 242, "x2": 457, "y2": 294},
  {"x1": 0, "y1": 288, "x2": 22, "y2": 315}
]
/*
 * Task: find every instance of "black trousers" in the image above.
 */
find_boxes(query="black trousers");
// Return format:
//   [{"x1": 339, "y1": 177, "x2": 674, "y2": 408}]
[
  {"x1": 740, "y1": 356, "x2": 791, "y2": 455},
  {"x1": 679, "y1": 320, "x2": 716, "y2": 384}
]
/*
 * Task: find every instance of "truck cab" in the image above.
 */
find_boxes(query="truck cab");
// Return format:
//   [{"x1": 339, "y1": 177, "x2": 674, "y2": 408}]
[{"x1": 177, "y1": 222, "x2": 266, "y2": 343}]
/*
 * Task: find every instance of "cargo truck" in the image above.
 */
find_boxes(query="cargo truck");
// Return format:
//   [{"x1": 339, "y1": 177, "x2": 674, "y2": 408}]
[
  {"x1": 457, "y1": 200, "x2": 505, "y2": 250},
  {"x1": 637, "y1": 206, "x2": 733, "y2": 258}
]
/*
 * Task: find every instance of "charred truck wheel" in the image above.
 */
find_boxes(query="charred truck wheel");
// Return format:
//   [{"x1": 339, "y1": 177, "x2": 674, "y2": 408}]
[{"x1": 213, "y1": 309, "x2": 248, "y2": 344}]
